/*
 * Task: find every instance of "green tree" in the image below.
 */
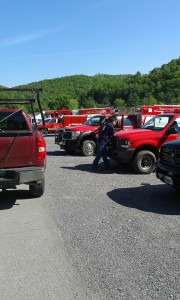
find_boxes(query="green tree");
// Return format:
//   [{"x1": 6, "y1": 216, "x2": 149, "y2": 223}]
[
  {"x1": 5, "y1": 56, "x2": 179, "y2": 109},
  {"x1": 48, "y1": 99, "x2": 60, "y2": 110},
  {"x1": 172, "y1": 97, "x2": 180, "y2": 105},
  {"x1": 68, "y1": 98, "x2": 79, "y2": 110},
  {"x1": 142, "y1": 96, "x2": 157, "y2": 105},
  {"x1": 84, "y1": 97, "x2": 97, "y2": 108},
  {"x1": 113, "y1": 98, "x2": 126, "y2": 109},
  {"x1": 57, "y1": 94, "x2": 71, "y2": 109}
]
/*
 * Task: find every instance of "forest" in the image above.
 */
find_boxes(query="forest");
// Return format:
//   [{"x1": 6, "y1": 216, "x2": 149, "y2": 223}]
[{"x1": 0, "y1": 57, "x2": 180, "y2": 113}]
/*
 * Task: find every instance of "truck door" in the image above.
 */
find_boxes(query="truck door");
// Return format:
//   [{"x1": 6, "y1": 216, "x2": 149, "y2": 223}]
[{"x1": 158, "y1": 116, "x2": 180, "y2": 148}]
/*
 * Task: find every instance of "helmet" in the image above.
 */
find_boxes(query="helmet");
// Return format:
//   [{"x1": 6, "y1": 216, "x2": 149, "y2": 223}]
[{"x1": 108, "y1": 116, "x2": 117, "y2": 123}]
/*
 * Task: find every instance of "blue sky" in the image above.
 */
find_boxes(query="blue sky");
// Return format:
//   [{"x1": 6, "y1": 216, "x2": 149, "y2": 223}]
[{"x1": 0, "y1": 0, "x2": 179, "y2": 87}]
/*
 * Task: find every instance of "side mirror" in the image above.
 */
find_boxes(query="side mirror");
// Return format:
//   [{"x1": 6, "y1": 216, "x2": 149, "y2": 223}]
[{"x1": 165, "y1": 127, "x2": 177, "y2": 136}]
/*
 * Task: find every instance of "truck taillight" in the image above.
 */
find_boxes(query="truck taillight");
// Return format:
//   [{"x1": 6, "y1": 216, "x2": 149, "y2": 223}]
[{"x1": 37, "y1": 138, "x2": 46, "y2": 160}]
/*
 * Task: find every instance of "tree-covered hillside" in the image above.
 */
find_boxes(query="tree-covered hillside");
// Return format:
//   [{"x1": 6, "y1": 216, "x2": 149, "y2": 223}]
[{"x1": 1, "y1": 57, "x2": 179, "y2": 112}]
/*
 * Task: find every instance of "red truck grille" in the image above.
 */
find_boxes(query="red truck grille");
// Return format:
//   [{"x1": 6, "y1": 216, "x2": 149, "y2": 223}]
[{"x1": 63, "y1": 129, "x2": 72, "y2": 139}]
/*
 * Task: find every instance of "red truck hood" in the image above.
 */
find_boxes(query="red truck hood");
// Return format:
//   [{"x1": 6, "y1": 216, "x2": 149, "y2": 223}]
[
  {"x1": 114, "y1": 128, "x2": 161, "y2": 139},
  {"x1": 64, "y1": 125, "x2": 98, "y2": 131}
]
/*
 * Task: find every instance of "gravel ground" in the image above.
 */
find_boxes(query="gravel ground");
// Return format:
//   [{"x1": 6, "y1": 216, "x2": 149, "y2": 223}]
[{"x1": 45, "y1": 136, "x2": 180, "y2": 300}]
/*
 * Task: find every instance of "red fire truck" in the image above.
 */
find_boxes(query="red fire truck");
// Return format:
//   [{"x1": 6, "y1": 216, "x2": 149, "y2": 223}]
[
  {"x1": 45, "y1": 108, "x2": 72, "y2": 118},
  {"x1": 78, "y1": 107, "x2": 112, "y2": 115},
  {"x1": 129, "y1": 105, "x2": 180, "y2": 127},
  {"x1": 38, "y1": 115, "x2": 87, "y2": 136}
]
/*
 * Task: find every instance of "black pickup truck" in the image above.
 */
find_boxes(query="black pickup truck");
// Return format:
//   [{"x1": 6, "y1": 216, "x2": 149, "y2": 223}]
[{"x1": 156, "y1": 139, "x2": 180, "y2": 192}]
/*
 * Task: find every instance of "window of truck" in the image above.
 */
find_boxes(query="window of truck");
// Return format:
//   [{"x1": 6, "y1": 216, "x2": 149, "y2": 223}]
[
  {"x1": 124, "y1": 116, "x2": 132, "y2": 126},
  {"x1": 170, "y1": 117, "x2": 180, "y2": 133},
  {"x1": 0, "y1": 111, "x2": 28, "y2": 130},
  {"x1": 83, "y1": 116, "x2": 104, "y2": 126},
  {"x1": 45, "y1": 118, "x2": 53, "y2": 123},
  {"x1": 143, "y1": 115, "x2": 174, "y2": 131}
]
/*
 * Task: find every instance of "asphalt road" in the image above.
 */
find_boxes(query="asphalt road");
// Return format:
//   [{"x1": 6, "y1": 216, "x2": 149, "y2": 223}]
[{"x1": 0, "y1": 136, "x2": 180, "y2": 300}]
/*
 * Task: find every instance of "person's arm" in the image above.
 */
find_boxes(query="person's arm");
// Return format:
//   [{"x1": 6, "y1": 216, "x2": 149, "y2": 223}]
[{"x1": 110, "y1": 123, "x2": 115, "y2": 135}]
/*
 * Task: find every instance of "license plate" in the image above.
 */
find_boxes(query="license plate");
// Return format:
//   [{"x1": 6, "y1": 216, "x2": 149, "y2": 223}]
[{"x1": 163, "y1": 175, "x2": 173, "y2": 186}]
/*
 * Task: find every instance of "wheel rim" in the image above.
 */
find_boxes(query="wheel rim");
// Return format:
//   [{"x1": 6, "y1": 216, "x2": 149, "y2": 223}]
[
  {"x1": 85, "y1": 142, "x2": 94, "y2": 155},
  {"x1": 140, "y1": 156, "x2": 153, "y2": 170}
]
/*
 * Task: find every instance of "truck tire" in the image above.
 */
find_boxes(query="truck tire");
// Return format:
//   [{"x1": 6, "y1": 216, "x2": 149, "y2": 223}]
[
  {"x1": 81, "y1": 140, "x2": 96, "y2": 156},
  {"x1": 132, "y1": 150, "x2": 156, "y2": 174},
  {"x1": 29, "y1": 178, "x2": 45, "y2": 198}
]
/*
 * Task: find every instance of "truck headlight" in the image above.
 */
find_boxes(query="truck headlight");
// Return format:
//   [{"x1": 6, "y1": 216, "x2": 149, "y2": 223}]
[
  {"x1": 72, "y1": 131, "x2": 81, "y2": 139},
  {"x1": 117, "y1": 139, "x2": 131, "y2": 148},
  {"x1": 122, "y1": 139, "x2": 130, "y2": 147}
]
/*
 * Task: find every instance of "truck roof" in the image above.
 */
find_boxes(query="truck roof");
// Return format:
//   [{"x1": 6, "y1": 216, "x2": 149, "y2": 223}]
[{"x1": 0, "y1": 108, "x2": 22, "y2": 112}]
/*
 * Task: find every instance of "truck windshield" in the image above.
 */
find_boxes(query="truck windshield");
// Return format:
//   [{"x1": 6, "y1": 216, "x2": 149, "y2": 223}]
[
  {"x1": 45, "y1": 118, "x2": 53, "y2": 123},
  {"x1": 142, "y1": 115, "x2": 174, "y2": 131},
  {"x1": 0, "y1": 111, "x2": 28, "y2": 130},
  {"x1": 83, "y1": 116, "x2": 105, "y2": 126}
]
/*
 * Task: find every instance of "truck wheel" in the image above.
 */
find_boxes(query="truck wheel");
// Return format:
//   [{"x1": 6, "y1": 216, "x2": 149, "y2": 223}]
[
  {"x1": 132, "y1": 150, "x2": 156, "y2": 174},
  {"x1": 81, "y1": 140, "x2": 96, "y2": 156},
  {"x1": 29, "y1": 178, "x2": 45, "y2": 198}
]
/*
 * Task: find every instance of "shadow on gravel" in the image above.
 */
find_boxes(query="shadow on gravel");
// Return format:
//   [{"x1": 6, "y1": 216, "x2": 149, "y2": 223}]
[
  {"x1": 0, "y1": 190, "x2": 32, "y2": 210},
  {"x1": 47, "y1": 150, "x2": 83, "y2": 157},
  {"x1": 61, "y1": 162, "x2": 137, "y2": 174},
  {"x1": 47, "y1": 150, "x2": 66, "y2": 156},
  {"x1": 107, "y1": 183, "x2": 180, "y2": 215}
]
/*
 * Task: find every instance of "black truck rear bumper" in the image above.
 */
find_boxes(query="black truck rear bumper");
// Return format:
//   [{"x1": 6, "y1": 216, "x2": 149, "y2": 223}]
[{"x1": 0, "y1": 167, "x2": 45, "y2": 188}]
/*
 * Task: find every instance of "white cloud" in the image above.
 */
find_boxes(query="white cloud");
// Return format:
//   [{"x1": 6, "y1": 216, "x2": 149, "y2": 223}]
[{"x1": 0, "y1": 27, "x2": 66, "y2": 48}]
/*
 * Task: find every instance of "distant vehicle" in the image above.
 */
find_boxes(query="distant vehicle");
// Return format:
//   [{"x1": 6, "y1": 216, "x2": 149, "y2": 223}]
[
  {"x1": 38, "y1": 118, "x2": 52, "y2": 124},
  {"x1": 78, "y1": 107, "x2": 113, "y2": 116},
  {"x1": 45, "y1": 108, "x2": 72, "y2": 118},
  {"x1": 38, "y1": 115, "x2": 87, "y2": 136}
]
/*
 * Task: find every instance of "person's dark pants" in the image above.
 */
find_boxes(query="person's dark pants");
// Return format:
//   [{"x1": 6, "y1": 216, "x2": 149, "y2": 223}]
[{"x1": 92, "y1": 140, "x2": 110, "y2": 169}]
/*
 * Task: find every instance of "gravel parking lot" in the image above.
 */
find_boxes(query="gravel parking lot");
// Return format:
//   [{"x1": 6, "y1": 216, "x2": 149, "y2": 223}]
[
  {"x1": 45, "y1": 136, "x2": 180, "y2": 300},
  {"x1": 1, "y1": 135, "x2": 179, "y2": 300}
]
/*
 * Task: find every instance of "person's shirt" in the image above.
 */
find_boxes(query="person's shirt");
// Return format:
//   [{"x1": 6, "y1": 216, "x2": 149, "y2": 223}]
[{"x1": 98, "y1": 122, "x2": 115, "y2": 144}]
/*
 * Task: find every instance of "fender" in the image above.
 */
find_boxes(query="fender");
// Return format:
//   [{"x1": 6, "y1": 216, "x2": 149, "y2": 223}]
[
  {"x1": 133, "y1": 139, "x2": 158, "y2": 149},
  {"x1": 79, "y1": 130, "x2": 98, "y2": 141},
  {"x1": 134, "y1": 143, "x2": 159, "y2": 157}
]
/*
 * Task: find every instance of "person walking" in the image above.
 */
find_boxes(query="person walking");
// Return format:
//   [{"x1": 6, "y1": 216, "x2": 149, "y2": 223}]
[{"x1": 92, "y1": 116, "x2": 117, "y2": 170}]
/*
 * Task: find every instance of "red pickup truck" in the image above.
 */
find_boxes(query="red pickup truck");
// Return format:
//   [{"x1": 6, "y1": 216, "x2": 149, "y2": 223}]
[
  {"x1": 55, "y1": 114, "x2": 134, "y2": 156},
  {"x1": 108, "y1": 111, "x2": 180, "y2": 174},
  {"x1": 0, "y1": 88, "x2": 46, "y2": 197}
]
